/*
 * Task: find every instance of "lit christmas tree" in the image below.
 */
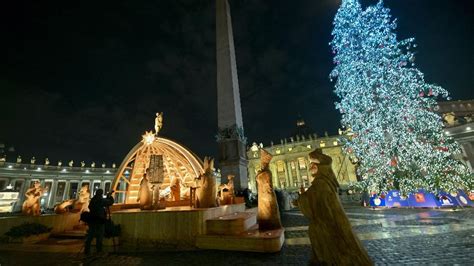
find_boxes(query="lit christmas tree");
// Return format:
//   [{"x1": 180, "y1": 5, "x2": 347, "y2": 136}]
[{"x1": 330, "y1": 0, "x2": 472, "y2": 196}]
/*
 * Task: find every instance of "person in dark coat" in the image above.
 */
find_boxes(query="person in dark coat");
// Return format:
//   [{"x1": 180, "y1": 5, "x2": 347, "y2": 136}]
[
  {"x1": 298, "y1": 149, "x2": 372, "y2": 265},
  {"x1": 84, "y1": 189, "x2": 114, "y2": 255}
]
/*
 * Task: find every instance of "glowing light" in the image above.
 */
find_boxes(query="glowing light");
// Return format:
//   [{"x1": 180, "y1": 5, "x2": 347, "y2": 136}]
[
  {"x1": 85, "y1": 170, "x2": 90, "y2": 173},
  {"x1": 330, "y1": 0, "x2": 471, "y2": 195},
  {"x1": 466, "y1": 127, "x2": 472, "y2": 131},
  {"x1": 62, "y1": 169, "x2": 67, "y2": 172},
  {"x1": 142, "y1": 131, "x2": 155, "y2": 145},
  {"x1": 37, "y1": 167, "x2": 41, "y2": 171},
  {"x1": 7, "y1": 165, "x2": 12, "y2": 169},
  {"x1": 106, "y1": 170, "x2": 110, "y2": 174}
]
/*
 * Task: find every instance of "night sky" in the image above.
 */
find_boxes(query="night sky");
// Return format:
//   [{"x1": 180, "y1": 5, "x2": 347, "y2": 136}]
[{"x1": 0, "y1": 0, "x2": 472, "y2": 165}]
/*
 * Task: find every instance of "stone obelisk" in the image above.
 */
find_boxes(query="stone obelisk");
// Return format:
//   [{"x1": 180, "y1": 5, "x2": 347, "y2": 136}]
[{"x1": 216, "y1": 0, "x2": 248, "y2": 191}]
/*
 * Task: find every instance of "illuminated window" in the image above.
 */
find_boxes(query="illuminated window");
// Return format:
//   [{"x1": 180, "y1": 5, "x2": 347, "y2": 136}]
[
  {"x1": 333, "y1": 140, "x2": 338, "y2": 145},
  {"x1": 306, "y1": 145, "x2": 311, "y2": 149},
  {"x1": 298, "y1": 157, "x2": 306, "y2": 169},
  {"x1": 276, "y1": 149, "x2": 281, "y2": 154},
  {"x1": 288, "y1": 147, "x2": 292, "y2": 151},
  {"x1": 277, "y1": 161, "x2": 285, "y2": 172},
  {"x1": 320, "y1": 141, "x2": 326, "y2": 147}
]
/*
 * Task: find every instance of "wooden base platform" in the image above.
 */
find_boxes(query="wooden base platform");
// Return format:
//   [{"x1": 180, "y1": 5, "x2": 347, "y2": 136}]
[{"x1": 110, "y1": 203, "x2": 246, "y2": 248}]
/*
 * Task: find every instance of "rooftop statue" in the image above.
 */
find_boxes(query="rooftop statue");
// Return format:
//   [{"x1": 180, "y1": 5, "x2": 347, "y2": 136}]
[{"x1": 155, "y1": 112, "x2": 163, "y2": 135}]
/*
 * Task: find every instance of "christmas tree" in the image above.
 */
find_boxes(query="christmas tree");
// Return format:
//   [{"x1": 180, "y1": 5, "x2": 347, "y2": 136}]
[{"x1": 330, "y1": 0, "x2": 472, "y2": 196}]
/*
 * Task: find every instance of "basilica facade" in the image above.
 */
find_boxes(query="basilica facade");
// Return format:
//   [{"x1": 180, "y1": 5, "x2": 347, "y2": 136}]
[{"x1": 246, "y1": 118, "x2": 359, "y2": 193}]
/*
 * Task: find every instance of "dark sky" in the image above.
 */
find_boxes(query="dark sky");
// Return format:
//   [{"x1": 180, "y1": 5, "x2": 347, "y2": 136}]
[{"x1": 0, "y1": 0, "x2": 472, "y2": 165}]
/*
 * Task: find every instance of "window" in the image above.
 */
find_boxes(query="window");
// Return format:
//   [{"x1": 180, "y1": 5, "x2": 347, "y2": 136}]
[
  {"x1": 68, "y1": 182, "x2": 79, "y2": 199},
  {"x1": 277, "y1": 161, "x2": 285, "y2": 172},
  {"x1": 92, "y1": 182, "x2": 101, "y2": 195},
  {"x1": 14, "y1": 180, "x2": 24, "y2": 191},
  {"x1": 55, "y1": 182, "x2": 66, "y2": 203},
  {"x1": 104, "y1": 182, "x2": 111, "y2": 194},
  {"x1": 298, "y1": 157, "x2": 306, "y2": 169}
]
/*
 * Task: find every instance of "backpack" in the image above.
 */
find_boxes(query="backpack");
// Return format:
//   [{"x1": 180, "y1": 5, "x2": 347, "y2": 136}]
[{"x1": 80, "y1": 211, "x2": 92, "y2": 224}]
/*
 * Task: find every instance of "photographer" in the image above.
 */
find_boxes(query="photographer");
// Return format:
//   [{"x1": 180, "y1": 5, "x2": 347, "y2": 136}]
[{"x1": 84, "y1": 189, "x2": 114, "y2": 256}]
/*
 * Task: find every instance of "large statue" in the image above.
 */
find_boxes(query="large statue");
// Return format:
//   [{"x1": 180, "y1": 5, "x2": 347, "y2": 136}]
[
  {"x1": 298, "y1": 149, "x2": 372, "y2": 265},
  {"x1": 54, "y1": 184, "x2": 91, "y2": 214},
  {"x1": 256, "y1": 149, "x2": 282, "y2": 230},
  {"x1": 137, "y1": 171, "x2": 152, "y2": 209},
  {"x1": 196, "y1": 157, "x2": 218, "y2": 208},
  {"x1": 22, "y1": 181, "x2": 44, "y2": 216},
  {"x1": 219, "y1": 174, "x2": 235, "y2": 204},
  {"x1": 76, "y1": 184, "x2": 91, "y2": 213},
  {"x1": 54, "y1": 199, "x2": 75, "y2": 214},
  {"x1": 154, "y1": 112, "x2": 163, "y2": 135},
  {"x1": 170, "y1": 176, "x2": 181, "y2": 201}
]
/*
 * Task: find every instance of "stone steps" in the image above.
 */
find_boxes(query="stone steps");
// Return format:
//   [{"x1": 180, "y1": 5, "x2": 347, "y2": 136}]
[
  {"x1": 51, "y1": 229, "x2": 86, "y2": 239},
  {"x1": 196, "y1": 211, "x2": 285, "y2": 253},
  {"x1": 196, "y1": 224, "x2": 285, "y2": 253},
  {"x1": 206, "y1": 212, "x2": 256, "y2": 235}
]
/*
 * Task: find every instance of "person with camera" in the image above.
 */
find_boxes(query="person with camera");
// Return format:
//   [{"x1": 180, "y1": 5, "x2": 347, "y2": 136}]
[{"x1": 84, "y1": 189, "x2": 114, "y2": 256}]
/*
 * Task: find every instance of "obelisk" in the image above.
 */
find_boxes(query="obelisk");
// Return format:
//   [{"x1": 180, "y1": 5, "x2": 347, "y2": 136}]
[{"x1": 216, "y1": 0, "x2": 248, "y2": 191}]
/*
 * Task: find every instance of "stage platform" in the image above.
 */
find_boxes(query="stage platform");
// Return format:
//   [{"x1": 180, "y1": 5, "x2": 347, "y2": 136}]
[{"x1": 110, "y1": 203, "x2": 246, "y2": 248}]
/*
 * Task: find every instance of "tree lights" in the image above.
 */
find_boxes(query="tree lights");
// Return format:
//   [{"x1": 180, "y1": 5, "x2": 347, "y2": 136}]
[{"x1": 330, "y1": 0, "x2": 472, "y2": 195}]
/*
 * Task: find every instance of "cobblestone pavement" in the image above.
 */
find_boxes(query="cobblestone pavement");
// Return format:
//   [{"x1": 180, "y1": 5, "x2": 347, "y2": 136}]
[{"x1": 0, "y1": 205, "x2": 473, "y2": 265}]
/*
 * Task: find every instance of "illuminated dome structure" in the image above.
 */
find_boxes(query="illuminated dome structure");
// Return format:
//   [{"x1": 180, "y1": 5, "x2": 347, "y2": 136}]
[{"x1": 112, "y1": 131, "x2": 203, "y2": 204}]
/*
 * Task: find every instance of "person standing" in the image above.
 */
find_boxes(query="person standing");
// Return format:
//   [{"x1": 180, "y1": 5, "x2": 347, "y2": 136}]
[
  {"x1": 84, "y1": 189, "x2": 114, "y2": 256},
  {"x1": 298, "y1": 149, "x2": 372, "y2": 265}
]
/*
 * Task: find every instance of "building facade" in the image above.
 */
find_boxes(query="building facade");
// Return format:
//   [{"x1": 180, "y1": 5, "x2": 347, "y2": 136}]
[
  {"x1": 0, "y1": 161, "x2": 116, "y2": 212},
  {"x1": 436, "y1": 99, "x2": 474, "y2": 171},
  {"x1": 246, "y1": 119, "x2": 358, "y2": 193}
]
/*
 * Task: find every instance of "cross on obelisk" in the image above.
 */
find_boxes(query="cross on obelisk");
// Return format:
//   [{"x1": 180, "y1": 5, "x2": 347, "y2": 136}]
[{"x1": 216, "y1": 0, "x2": 248, "y2": 191}]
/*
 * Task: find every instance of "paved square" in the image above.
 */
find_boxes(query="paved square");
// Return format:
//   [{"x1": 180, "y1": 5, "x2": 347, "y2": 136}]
[{"x1": 0, "y1": 204, "x2": 472, "y2": 265}]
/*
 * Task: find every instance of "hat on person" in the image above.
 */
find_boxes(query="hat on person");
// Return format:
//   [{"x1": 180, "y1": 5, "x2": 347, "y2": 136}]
[
  {"x1": 260, "y1": 149, "x2": 273, "y2": 165},
  {"x1": 309, "y1": 149, "x2": 332, "y2": 165}
]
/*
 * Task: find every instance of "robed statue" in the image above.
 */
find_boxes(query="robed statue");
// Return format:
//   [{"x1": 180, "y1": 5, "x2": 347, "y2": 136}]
[
  {"x1": 137, "y1": 170, "x2": 152, "y2": 210},
  {"x1": 298, "y1": 149, "x2": 372, "y2": 265},
  {"x1": 256, "y1": 149, "x2": 282, "y2": 230}
]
